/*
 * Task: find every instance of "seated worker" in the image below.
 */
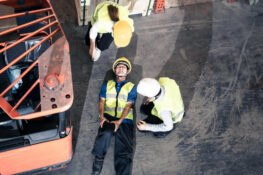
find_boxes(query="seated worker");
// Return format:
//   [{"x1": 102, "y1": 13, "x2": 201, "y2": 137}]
[
  {"x1": 85, "y1": 1, "x2": 134, "y2": 61},
  {"x1": 91, "y1": 57, "x2": 137, "y2": 175},
  {"x1": 136, "y1": 77, "x2": 184, "y2": 138}
]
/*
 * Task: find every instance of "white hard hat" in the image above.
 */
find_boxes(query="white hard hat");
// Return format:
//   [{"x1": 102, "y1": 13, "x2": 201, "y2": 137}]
[{"x1": 137, "y1": 78, "x2": 161, "y2": 97}]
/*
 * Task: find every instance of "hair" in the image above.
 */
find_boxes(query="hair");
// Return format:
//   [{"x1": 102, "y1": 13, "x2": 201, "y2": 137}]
[{"x1": 108, "y1": 5, "x2": 119, "y2": 22}]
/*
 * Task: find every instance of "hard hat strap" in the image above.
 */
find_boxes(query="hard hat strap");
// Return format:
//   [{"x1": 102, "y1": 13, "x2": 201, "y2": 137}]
[
  {"x1": 154, "y1": 88, "x2": 162, "y2": 100},
  {"x1": 116, "y1": 74, "x2": 127, "y2": 78}
]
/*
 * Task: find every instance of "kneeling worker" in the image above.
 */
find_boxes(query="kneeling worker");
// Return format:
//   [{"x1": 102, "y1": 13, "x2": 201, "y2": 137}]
[
  {"x1": 85, "y1": 1, "x2": 134, "y2": 61},
  {"x1": 136, "y1": 77, "x2": 184, "y2": 138},
  {"x1": 91, "y1": 57, "x2": 137, "y2": 175}
]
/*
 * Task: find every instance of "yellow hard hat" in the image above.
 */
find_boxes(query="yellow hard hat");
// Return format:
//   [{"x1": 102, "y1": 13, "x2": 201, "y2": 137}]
[
  {"x1": 112, "y1": 57, "x2": 132, "y2": 74},
  {"x1": 113, "y1": 20, "x2": 132, "y2": 47}
]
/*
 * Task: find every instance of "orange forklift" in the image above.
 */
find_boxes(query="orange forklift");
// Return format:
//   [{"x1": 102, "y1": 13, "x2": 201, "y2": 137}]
[{"x1": 0, "y1": 0, "x2": 74, "y2": 174}]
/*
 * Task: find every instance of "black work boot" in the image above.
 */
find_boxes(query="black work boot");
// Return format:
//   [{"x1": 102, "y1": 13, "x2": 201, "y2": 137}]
[{"x1": 92, "y1": 156, "x2": 104, "y2": 175}]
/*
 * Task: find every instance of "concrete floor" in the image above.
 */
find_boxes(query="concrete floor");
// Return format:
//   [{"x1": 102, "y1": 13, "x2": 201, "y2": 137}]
[{"x1": 43, "y1": 1, "x2": 263, "y2": 175}]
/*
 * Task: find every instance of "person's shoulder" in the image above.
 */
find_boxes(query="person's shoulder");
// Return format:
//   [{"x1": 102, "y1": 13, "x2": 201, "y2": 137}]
[
  {"x1": 102, "y1": 80, "x2": 111, "y2": 87},
  {"x1": 105, "y1": 79, "x2": 116, "y2": 85},
  {"x1": 126, "y1": 81, "x2": 135, "y2": 86},
  {"x1": 128, "y1": 82, "x2": 137, "y2": 92}
]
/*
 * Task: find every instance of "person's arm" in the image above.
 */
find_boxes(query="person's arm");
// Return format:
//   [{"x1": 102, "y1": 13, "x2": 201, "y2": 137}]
[
  {"x1": 89, "y1": 39, "x2": 96, "y2": 58},
  {"x1": 111, "y1": 85, "x2": 137, "y2": 131},
  {"x1": 137, "y1": 111, "x2": 174, "y2": 132},
  {"x1": 126, "y1": 85, "x2": 137, "y2": 105},
  {"x1": 111, "y1": 102, "x2": 132, "y2": 132},
  {"x1": 99, "y1": 97, "x2": 109, "y2": 128},
  {"x1": 89, "y1": 22, "x2": 99, "y2": 58},
  {"x1": 99, "y1": 81, "x2": 108, "y2": 128}
]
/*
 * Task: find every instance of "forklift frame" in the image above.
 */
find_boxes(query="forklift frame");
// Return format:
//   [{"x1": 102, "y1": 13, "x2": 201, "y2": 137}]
[{"x1": 0, "y1": 0, "x2": 74, "y2": 174}]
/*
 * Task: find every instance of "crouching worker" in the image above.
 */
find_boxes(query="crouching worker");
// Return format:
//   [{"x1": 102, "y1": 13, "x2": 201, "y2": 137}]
[
  {"x1": 136, "y1": 77, "x2": 184, "y2": 138},
  {"x1": 85, "y1": 1, "x2": 134, "y2": 61},
  {"x1": 91, "y1": 57, "x2": 137, "y2": 175}
]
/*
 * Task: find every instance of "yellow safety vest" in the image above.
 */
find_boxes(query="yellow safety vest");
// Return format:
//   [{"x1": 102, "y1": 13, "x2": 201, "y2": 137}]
[
  {"x1": 151, "y1": 77, "x2": 184, "y2": 123},
  {"x1": 104, "y1": 80, "x2": 134, "y2": 120},
  {"x1": 91, "y1": 1, "x2": 134, "y2": 33}
]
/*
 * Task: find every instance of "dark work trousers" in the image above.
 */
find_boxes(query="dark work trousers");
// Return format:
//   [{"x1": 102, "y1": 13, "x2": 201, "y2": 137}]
[
  {"x1": 92, "y1": 115, "x2": 134, "y2": 175},
  {"x1": 85, "y1": 22, "x2": 114, "y2": 51},
  {"x1": 140, "y1": 102, "x2": 173, "y2": 138}
]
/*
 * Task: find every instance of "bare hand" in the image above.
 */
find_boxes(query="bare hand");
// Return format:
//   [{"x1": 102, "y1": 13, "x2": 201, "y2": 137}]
[
  {"x1": 100, "y1": 116, "x2": 109, "y2": 128},
  {"x1": 137, "y1": 120, "x2": 146, "y2": 130},
  {"x1": 111, "y1": 120, "x2": 121, "y2": 132}
]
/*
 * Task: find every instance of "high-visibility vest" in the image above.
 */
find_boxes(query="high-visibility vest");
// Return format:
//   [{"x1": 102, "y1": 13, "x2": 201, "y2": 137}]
[
  {"x1": 151, "y1": 77, "x2": 184, "y2": 123},
  {"x1": 91, "y1": 1, "x2": 134, "y2": 33},
  {"x1": 104, "y1": 80, "x2": 134, "y2": 120}
]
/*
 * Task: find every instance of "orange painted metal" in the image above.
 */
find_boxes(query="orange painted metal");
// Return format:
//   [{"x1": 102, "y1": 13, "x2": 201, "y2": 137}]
[
  {"x1": 0, "y1": 0, "x2": 44, "y2": 9},
  {"x1": 45, "y1": 0, "x2": 66, "y2": 37},
  {"x1": 0, "y1": 28, "x2": 59, "y2": 75},
  {"x1": 1, "y1": 36, "x2": 74, "y2": 120},
  {"x1": 153, "y1": 0, "x2": 165, "y2": 14},
  {"x1": 38, "y1": 36, "x2": 73, "y2": 98},
  {"x1": 22, "y1": 36, "x2": 74, "y2": 120},
  {"x1": 47, "y1": 10, "x2": 52, "y2": 35},
  {"x1": 11, "y1": 79, "x2": 40, "y2": 111},
  {"x1": 0, "y1": 128, "x2": 73, "y2": 175},
  {"x1": 0, "y1": 1, "x2": 74, "y2": 174},
  {"x1": 0, "y1": 61, "x2": 39, "y2": 97},
  {"x1": 0, "y1": 14, "x2": 55, "y2": 36},
  {"x1": 44, "y1": 74, "x2": 60, "y2": 90},
  {"x1": 0, "y1": 7, "x2": 52, "y2": 20},
  {"x1": 0, "y1": 0, "x2": 73, "y2": 118},
  {"x1": 0, "y1": 97, "x2": 20, "y2": 118},
  {"x1": 0, "y1": 21, "x2": 58, "y2": 54},
  {"x1": 34, "y1": 102, "x2": 41, "y2": 112}
]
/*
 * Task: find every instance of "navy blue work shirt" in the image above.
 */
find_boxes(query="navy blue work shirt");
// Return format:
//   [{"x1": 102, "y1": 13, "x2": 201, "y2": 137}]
[{"x1": 99, "y1": 79, "x2": 137, "y2": 124}]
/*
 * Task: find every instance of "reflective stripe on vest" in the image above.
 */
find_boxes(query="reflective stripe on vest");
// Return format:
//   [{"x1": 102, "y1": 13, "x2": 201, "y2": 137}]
[
  {"x1": 104, "y1": 107, "x2": 133, "y2": 115},
  {"x1": 105, "y1": 80, "x2": 134, "y2": 120},
  {"x1": 91, "y1": 1, "x2": 134, "y2": 33},
  {"x1": 151, "y1": 77, "x2": 184, "y2": 123},
  {"x1": 106, "y1": 93, "x2": 128, "y2": 100}
]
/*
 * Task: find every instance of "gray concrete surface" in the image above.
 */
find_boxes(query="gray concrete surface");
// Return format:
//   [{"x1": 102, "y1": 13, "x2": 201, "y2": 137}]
[{"x1": 46, "y1": 1, "x2": 263, "y2": 175}]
